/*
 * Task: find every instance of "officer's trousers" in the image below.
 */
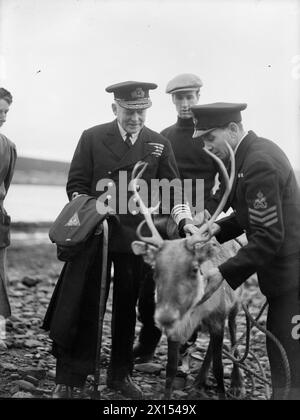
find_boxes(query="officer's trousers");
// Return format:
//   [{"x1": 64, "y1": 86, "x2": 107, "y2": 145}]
[
  {"x1": 55, "y1": 252, "x2": 145, "y2": 386},
  {"x1": 0, "y1": 248, "x2": 10, "y2": 318}
]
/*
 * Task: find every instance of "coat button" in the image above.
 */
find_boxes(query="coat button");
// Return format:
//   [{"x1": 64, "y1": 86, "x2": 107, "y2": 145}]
[
  {"x1": 108, "y1": 182, "x2": 113, "y2": 187},
  {"x1": 108, "y1": 171, "x2": 112, "y2": 175},
  {"x1": 106, "y1": 195, "x2": 112, "y2": 200}
]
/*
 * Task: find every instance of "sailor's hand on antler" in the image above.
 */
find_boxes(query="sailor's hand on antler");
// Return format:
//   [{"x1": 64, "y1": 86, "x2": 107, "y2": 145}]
[
  {"x1": 183, "y1": 223, "x2": 202, "y2": 236},
  {"x1": 208, "y1": 222, "x2": 221, "y2": 238},
  {"x1": 194, "y1": 222, "x2": 221, "y2": 243}
]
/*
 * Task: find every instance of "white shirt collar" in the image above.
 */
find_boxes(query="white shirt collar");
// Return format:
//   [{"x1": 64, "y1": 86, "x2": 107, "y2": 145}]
[
  {"x1": 117, "y1": 121, "x2": 140, "y2": 145},
  {"x1": 234, "y1": 131, "x2": 248, "y2": 155}
]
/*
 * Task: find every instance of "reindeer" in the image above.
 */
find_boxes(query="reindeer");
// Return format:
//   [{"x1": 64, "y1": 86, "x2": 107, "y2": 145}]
[{"x1": 131, "y1": 144, "x2": 245, "y2": 399}]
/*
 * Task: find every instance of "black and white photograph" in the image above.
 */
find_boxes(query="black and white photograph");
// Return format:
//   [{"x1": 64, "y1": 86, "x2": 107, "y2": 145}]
[{"x1": 0, "y1": 0, "x2": 299, "y2": 406}]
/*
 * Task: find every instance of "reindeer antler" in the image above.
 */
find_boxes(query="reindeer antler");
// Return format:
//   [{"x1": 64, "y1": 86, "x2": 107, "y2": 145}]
[
  {"x1": 187, "y1": 141, "x2": 235, "y2": 247},
  {"x1": 131, "y1": 161, "x2": 164, "y2": 247}
]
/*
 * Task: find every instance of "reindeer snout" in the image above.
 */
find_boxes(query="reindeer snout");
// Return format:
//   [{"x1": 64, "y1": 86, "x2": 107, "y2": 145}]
[{"x1": 155, "y1": 306, "x2": 180, "y2": 329}]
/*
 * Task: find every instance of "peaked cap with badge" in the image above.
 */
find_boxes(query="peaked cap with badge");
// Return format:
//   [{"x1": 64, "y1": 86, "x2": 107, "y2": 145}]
[
  {"x1": 191, "y1": 102, "x2": 247, "y2": 138},
  {"x1": 106, "y1": 81, "x2": 157, "y2": 109}
]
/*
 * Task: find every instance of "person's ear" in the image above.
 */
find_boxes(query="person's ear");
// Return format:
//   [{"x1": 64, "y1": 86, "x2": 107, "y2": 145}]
[
  {"x1": 228, "y1": 122, "x2": 238, "y2": 135},
  {"x1": 112, "y1": 103, "x2": 117, "y2": 116}
]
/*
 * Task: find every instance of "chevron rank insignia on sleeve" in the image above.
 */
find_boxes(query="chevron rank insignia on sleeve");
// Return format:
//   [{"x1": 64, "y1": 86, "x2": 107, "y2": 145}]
[
  {"x1": 248, "y1": 205, "x2": 278, "y2": 227},
  {"x1": 149, "y1": 143, "x2": 164, "y2": 157}
]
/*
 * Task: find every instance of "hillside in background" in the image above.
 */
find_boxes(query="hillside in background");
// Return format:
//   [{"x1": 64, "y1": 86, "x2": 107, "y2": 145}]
[{"x1": 12, "y1": 156, "x2": 70, "y2": 185}]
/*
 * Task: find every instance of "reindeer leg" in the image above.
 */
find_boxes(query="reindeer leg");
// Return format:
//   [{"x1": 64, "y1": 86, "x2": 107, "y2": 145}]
[
  {"x1": 165, "y1": 339, "x2": 180, "y2": 399},
  {"x1": 211, "y1": 324, "x2": 226, "y2": 399},
  {"x1": 194, "y1": 338, "x2": 213, "y2": 390},
  {"x1": 228, "y1": 304, "x2": 245, "y2": 398}
]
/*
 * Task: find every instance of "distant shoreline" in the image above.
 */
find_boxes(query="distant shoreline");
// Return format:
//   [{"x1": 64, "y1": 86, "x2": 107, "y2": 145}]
[{"x1": 11, "y1": 221, "x2": 52, "y2": 230}]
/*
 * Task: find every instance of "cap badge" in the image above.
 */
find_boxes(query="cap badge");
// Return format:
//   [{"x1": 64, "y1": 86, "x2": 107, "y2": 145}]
[
  {"x1": 253, "y1": 191, "x2": 268, "y2": 210},
  {"x1": 131, "y1": 87, "x2": 145, "y2": 99}
]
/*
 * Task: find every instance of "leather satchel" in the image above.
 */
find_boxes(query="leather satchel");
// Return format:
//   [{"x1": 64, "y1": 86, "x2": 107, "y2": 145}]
[{"x1": 49, "y1": 195, "x2": 108, "y2": 261}]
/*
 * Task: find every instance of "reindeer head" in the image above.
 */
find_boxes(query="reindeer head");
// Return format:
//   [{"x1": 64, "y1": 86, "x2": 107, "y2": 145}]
[
  {"x1": 133, "y1": 236, "x2": 220, "y2": 333},
  {"x1": 131, "y1": 144, "x2": 235, "y2": 335}
]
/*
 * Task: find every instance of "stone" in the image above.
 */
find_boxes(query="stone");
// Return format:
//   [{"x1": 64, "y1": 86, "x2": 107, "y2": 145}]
[
  {"x1": 39, "y1": 299, "x2": 49, "y2": 305},
  {"x1": 21, "y1": 276, "x2": 41, "y2": 287},
  {"x1": 0, "y1": 362, "x2": 17, "y2": 371},
  {"x1": 141, "y1": 384, "x2": 152, "y2": 391},
  {"x1": 134, "y1": 363, "x2": 163, "y2": 374},
  {"x1": 13, "y1": 380, "x2": 36, "y2": 392},
  {"x1": 11, "y1": 391, "x2": 33, "y2": 398},
  {"x1": 47, "y1": 370, "x2": 56, "y2": 379},
  {"x1": 18, "y1": 367, "x2": 47, "y2": 380},
  {"x1": 24, "y1": 339, "x2": 41, "y2": 348},
  {"x1": 223, "y1": 367, "x2": 232, "y2": 379},
  {"x1": 10, "y1": 290, "x2": 24, "y2": 297},
  {"x1": 0, "y1": 340, "x2": 7, "y2": 350},
  {"x1": 172, "y1": 390, "x2": 188, "y2": 398},
  {"x1": 25, "y1": 375, "x2": 39, "y2": 386},
  {"x1": 172, "y1": 376, "x2": 186, "y2": 390}
]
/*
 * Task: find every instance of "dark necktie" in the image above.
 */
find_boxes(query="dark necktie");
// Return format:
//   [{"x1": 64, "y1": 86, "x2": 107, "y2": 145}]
[{"x1": 125, "y1": 133, "x2": 132, "y2": 148}]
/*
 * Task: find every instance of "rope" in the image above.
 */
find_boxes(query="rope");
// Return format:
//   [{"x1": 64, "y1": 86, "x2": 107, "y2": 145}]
[
  {"x1": 241, "y1": 303, "x2": 291, "y2": 400},
  {"x1": 220, "y1": 301, "x2": 291, "y2": 400}
]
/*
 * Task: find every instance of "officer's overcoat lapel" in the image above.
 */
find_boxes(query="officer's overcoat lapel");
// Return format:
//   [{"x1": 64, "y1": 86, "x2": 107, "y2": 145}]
[
  {"x1": 102, "y1": 120, "x2": 128, "y2": 160},
  {"x1": 112, "y1": 126, "x2": 153, "y2": 172},
  {"x1": 102, "y1": 121, "x2": 153, "y2": 172}
]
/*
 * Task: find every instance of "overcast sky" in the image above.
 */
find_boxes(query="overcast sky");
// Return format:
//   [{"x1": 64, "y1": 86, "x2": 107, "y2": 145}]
[{"x1": 0, "y1": 0, "x2": 299, "y2": 168}]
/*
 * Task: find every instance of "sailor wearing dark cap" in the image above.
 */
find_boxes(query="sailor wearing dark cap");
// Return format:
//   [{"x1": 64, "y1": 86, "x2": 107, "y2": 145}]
[
  {"x1": 133, "y1": 75, "x2": 226, "y2": 364},
  {"x1": 192, "y1": 102, "x2": 300, "y2": 400},
  {"x1": 44, "y1": 80, "x2": 196, "y2": 399}
]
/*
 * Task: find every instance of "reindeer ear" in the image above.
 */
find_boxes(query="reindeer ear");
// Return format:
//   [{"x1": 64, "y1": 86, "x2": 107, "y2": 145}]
[
  {"x1": 131, "y1": 241, "x2": 159, "y2": 267},
  {"x1": 131, "y1": 241, "x2": 147, "y2": 255}
]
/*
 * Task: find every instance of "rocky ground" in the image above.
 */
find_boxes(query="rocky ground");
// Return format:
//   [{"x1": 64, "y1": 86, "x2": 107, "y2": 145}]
[{"x1": 0, "y1": 229, "x2": 271, "y2": 400}]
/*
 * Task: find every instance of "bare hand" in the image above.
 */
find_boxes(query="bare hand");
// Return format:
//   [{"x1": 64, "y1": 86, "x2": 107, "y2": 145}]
[{"x1": 183, "y1": 223, "x2": 202, "y2": 236}]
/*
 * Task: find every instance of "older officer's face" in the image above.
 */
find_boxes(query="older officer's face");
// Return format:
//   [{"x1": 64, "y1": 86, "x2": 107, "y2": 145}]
[
  {"x1": 0, "y1": 99, "x2": 10, "y2": 127},
  {"x1": 113, "y1": 103, "x2": 147, "y2": 134},
  {"x1": 172, "y1": 90, "x2": 200, "y2": 119}
]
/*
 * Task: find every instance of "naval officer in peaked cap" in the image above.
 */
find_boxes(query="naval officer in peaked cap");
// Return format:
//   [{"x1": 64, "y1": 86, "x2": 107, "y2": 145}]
[
  {"x1": 191, "y1": 102, "x2": 300, "y2": 400},
  {"x1": 44, "y1": 80, "x2": 197, "y2": 399}
]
